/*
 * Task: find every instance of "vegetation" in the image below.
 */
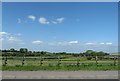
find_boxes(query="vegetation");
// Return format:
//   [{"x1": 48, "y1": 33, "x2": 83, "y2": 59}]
[
  {"x1": 1, "y1": 48, "x2": 109, "y2": 57},
  {"x1": 2, "y1": 64, "x2": 118, "y2": 71},
  {"x1": 1, "y1": 48, "x2": 118, "y2": 71}
]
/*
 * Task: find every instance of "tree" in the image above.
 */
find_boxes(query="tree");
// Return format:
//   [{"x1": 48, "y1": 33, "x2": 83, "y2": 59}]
[
  {"x1": 85, "y1": 50, "x2": 94, "y2": 56},
  {"x1": 96, "y1": 51, "x2": 106, "y2": 60},
  {"x1": 79, "y1": 53, "x2": 84, "y2": 57},
  {"x1": 19, "y1": 48, "x2": 28, "y2": 53},
  {"x1": 28, "y1": 51, "x2": 32, "y2": 54},
  {"x1": 10, "y1": 48, "x2": 15, "y2": 52}
]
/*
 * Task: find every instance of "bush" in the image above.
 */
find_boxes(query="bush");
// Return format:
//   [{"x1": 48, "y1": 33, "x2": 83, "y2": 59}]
[
  {"x1": 15, "y1": 65, "x2": 21, "y2": 67},
  {"x1": 87, "y1": 56, "x2": 92, "y2": 60}
]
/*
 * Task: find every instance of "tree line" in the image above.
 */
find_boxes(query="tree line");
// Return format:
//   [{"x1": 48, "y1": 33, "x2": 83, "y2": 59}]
[{"x1": 1, "y1": 48, "x2": 109, "y2": 58}]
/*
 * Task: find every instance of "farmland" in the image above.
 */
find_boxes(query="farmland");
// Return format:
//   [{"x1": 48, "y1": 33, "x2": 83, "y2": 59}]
[{"x1": 1, "y1": 48, "x2": 119, "y2": 71}]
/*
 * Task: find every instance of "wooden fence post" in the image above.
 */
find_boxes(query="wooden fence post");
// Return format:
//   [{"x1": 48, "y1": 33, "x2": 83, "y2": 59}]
[
  {"x1": 77, "y1": 56, "x2": 80, "y2": 66},
  {"x1": 40, "y1": 56, "x2": 43, "y2": 66},
  {"x1": 22, "y1": 54, "x2": 25, "y2": 66},
  {"x1": 114, "y1": 56, "x2": 116, "y2": 66},
  {"x1": 4, "y1": 55, "x2": 7, "y2": 66},
  {"x1": 57, "y1": 56, "x2": 61, "y2": 66},
  {"x1": 96, "y1": 56, "x2": 98, "y2": 65}
]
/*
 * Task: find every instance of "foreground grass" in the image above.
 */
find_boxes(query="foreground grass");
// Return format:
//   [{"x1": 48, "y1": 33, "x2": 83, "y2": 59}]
[
  {"x1": 2, "y1": 64, "x2": 118, "y2": 71},
  {"x1": 2, "y1": 56, "x2": 118, "y2": 71}
]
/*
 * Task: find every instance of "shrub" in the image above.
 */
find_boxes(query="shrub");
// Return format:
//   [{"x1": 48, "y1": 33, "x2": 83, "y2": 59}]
[
  {"x1": 87, "y1": 56, "x2": 92, "y2": 60},
  {"x1": 15, "y1": 65, "x2": 21, "y2": 67}
]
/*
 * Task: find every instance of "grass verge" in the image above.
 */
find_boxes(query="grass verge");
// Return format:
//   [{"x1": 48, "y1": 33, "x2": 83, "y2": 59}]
[{"x1": 2, "y1": 64, "x2": 118, "y2": 71}]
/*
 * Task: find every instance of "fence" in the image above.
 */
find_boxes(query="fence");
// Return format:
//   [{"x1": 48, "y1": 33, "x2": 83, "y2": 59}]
[{"x1": 2, "y1": 55, "x2": 118, "y2": 66}]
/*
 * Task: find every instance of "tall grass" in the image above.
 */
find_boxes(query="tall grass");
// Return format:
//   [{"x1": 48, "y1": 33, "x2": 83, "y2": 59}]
[{"x1": 2, "y1": 64, "x2": 118, "y2": 71}]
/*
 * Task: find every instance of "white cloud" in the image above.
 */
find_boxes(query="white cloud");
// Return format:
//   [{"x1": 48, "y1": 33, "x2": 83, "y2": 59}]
[
  {"x1": 0, "y1": 32, "x2": 23, "y2": 45},
  {"x1": 56, "y1": 17, "x2": 64, "y2": 23},
  {"x1": 32, "y1": 40, "x2": 43, "y2": 44},
  {"x1": 85, "y1": 42, "x2": 113, "y2": 46},
  {"x1": 8, "y1": 36, "x2": 22, "y2": 42},
  {"x1": 51, "y1": 17, "x2": 65, "y2": 24},
  {"x1": 28, "y1": 15, "x2": 36, "y2": 21},
  {"x1": 39, "y1": 17, "x2": 50, "y2": 24},
  {"x1": 58, "y1": 42, "x2": 68, "y2": 46},
  {"x1": 51, "y1": 21, "x2": 58, "y2": 24},
  {"x1": 106, "y1": 42, "x2": 112, "y2": 45},
  {"x1": 49, "y1": 42, "x2": 67, "y2": 46},
  {"x1": 49, "y1": 41, "x2": 113, "y2": 46},
  {"x1": 48, "y1": 42, "x2": 56, "y2": 46},
  {"x1": 69, "y1": 41, "x2": 79, "y2": 44},
  {"x1": 100, "y1": 42, "x2": 105, "y2": 45},
  {"x1": 49, "y1": 41, "x2": 79, "y2": 46},
  {"x1": 0, "y1": 32, "x2": 9, "y2": 36},
  {"x1": 85, "y1": 43, "x2": 95, "y2": 45},
  {"x1": 17, "y1": 18, "x2": 21, "y2": 23}
]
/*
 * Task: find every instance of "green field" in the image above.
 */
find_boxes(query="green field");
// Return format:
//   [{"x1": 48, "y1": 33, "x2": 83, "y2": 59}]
[{"x1": 2, "y1": 56, "x2": 118, "y2": 71}]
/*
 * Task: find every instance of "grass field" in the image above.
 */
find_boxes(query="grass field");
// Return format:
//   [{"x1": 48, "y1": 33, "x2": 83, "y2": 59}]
[{"x1": 2, "y1": 56, "x2": 118, "y2": 71}]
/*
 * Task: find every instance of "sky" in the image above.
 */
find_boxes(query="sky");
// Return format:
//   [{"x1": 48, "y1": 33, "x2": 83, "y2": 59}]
[{"x1": 1, "y1": 2, "x2": 118, "y2": 53}]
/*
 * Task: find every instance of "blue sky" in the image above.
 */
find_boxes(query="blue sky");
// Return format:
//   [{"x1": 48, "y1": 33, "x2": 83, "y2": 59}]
[{"x1": 1, "y1": 2, "x2": 118, "y2": 53}]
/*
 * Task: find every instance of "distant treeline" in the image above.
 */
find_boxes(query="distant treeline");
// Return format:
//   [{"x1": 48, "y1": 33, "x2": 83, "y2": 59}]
[{"x1": 0, "y1": 48, "x2": 109, "y2": 57}]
